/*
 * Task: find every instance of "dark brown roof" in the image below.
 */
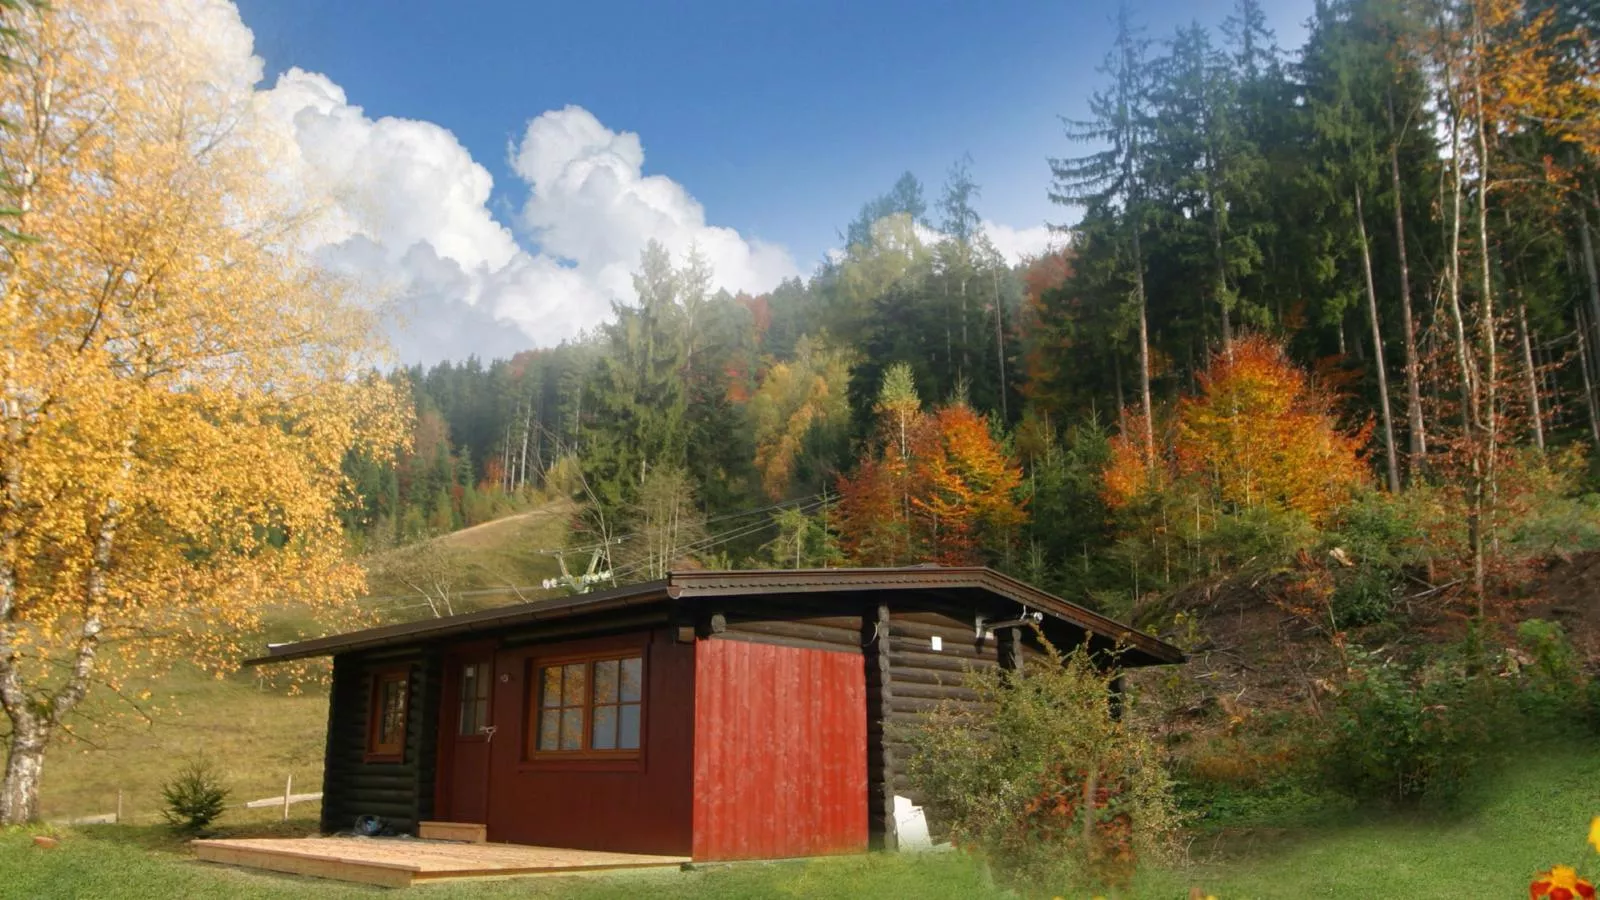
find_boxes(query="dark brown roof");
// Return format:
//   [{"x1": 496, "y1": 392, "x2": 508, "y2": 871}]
[{"x1": 249, "y1": 566, "x2": 1183, "y2": 666}]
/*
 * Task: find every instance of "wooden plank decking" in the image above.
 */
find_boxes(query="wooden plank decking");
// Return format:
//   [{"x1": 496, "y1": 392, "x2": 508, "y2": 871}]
[{"x1": 192, "y1": 836, "x2": 690, "y2": 887}]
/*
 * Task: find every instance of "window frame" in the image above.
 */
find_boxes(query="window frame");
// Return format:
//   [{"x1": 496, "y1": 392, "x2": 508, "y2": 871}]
[
  {"x1": 455, "y1": 661, "x2": 492, "y2": 740},
  {"x1": 365, "y1": 666, "x2": 411, "y2": 763},
  {"x1": 524, "y1": 647, "x2": 647, "y2": 767}
]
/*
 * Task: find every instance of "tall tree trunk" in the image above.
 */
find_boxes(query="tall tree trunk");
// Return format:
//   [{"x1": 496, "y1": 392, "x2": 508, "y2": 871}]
[
  {"x1": 1210, "y1": 189, "x2": 1232, "y2": 350},
  {"x1": 0, "y1": 722, "x2": 46, "y2": 825},
  {"x1": 1, "y1": 498, "x2": 118, "y2": 824},
  {"x1": 518, "y1": 404, "x2": 533, "y2": 490},
  {"x1": 1355, "y1": 184, "x2": 1400, "y2": 493},
  {"x1": 1391, "y1": 143, "x2": 1427, "y2": 472},
  {"x1": 501, "y1": 424, "x2": 512, "y2": 493},
  {"x1": 1580, "y1": 199, "x2": 1600, "y2": 354},
  {"x1": 960, "y1": 276, "x2": 970, "y2": 385},
  {"x1": 1577, "y1": 309, "x2": 1600, "y2": 444},
  {"x1": 1535, "y1": 332, "x2": 1559, "y2": 433},
  {"x1": 1444, "y1": 79, "x2": 1483, "y2": 610},
  {"x1": 1472, "y1": 27, "x2": 1497, "y2": 598},
  {"x1": 992, "y1": 267, "x2": 1008, "y2": 422},
  {"x1": 1518, "y1": 304, "x2": 1544, "y2": 450},
  {"x1": 1131, "y1": 226, "x2": 1155, "y2": 467}
]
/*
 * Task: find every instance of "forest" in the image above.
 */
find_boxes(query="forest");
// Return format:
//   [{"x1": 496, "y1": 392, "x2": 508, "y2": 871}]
[
  {"x1": 343, "y1": 0, "x2": 1600, "y2": 621},
  {"x1": 3, "y1": 0, "x2": 1600, "y2": 890}
]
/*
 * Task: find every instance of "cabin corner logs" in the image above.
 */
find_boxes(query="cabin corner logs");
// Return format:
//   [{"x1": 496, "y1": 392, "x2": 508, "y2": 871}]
[
  {"x1": 320, "y1": 648, "x2": 442, "y2": 835},
  {"x1": 318, "y1": 593, "x2": 1068, "y2": 853}
]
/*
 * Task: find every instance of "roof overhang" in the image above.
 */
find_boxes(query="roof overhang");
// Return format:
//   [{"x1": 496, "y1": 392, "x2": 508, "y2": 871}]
[{"x1": 248, "y1": 566, "x2": 1183, "y2": 666}]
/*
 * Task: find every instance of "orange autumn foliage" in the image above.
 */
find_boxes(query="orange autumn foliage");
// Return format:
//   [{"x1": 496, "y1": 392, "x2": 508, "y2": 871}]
[
  {"x1": 910, "y1": 403, "x2": 1028, "y2": 565},
  {"x1": 1104, "y1": 336, "x2": 1370, "y2": 525},
  {"x1": 837, "y1": 400, "x2": 1026, "y2": 566}
]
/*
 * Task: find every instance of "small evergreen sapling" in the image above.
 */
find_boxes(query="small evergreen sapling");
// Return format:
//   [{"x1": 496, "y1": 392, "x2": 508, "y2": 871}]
[{"x1": 161, "y1": 757, "x2": 230, "y2": 833}]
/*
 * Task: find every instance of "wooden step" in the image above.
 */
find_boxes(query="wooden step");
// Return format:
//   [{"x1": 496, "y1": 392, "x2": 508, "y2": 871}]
[{"x1": 418, "y1": 821, "x2": 487, "y2": 843}]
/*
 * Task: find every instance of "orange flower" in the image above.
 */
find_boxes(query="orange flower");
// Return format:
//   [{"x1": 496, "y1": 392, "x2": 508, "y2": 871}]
[
  {"x1": 1531, "y1": 865, "x2": 1597, "y2": 900},
  {"x1": 1588, "y1": 817, "x2": 1600, "y2": 855}
]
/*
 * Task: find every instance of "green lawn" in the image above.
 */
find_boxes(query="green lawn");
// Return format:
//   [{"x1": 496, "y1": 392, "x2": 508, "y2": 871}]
[
  {"x1": 0, "y1": 825, "x2": 1006, "y2": 900},
  {"x1": 4, "y1": 747, "x2": 1596, "y2": 899},
  {"x1": 1136, "y1": 745, "x2": 1600, "y2": 898}
]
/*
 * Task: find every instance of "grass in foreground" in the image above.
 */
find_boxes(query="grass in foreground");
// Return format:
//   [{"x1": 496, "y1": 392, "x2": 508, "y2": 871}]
[
  {"x1": 6, "y1": 747, "x2": 1598, "y2": 899},
  {"x1": 1141, "y1": 744, "x2": 1600, "y2": 898},
  {"x1": 0, "y1": 826, "x2": 1006, "y2": 900}
]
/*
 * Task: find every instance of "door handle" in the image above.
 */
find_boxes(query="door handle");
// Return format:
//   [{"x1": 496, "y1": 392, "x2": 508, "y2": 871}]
[{"x1": 479, "y1": 725, "x2": 496, "y2": 743}]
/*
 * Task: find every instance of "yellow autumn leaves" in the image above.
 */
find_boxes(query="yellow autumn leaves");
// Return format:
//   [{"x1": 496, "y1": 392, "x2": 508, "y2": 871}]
[{"x1": 0, "y1": 1, "x2": 406, "y2": 714}]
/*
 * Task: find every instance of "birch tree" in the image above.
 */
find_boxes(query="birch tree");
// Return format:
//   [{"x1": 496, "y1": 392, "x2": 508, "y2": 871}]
[{"x1": 0, "y1": 1, "x2": 404, "y2": 822}]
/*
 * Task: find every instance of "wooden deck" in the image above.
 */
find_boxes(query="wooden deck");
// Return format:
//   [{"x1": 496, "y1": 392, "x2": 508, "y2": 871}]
[{"x1": 192, "y1": 836, "x2": 690, "y2": 888}]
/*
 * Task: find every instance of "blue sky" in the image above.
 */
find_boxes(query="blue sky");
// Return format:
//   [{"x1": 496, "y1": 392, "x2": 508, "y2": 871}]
[{"x1": 236, "y1": 0, "x2": 1313, "y2": 272}]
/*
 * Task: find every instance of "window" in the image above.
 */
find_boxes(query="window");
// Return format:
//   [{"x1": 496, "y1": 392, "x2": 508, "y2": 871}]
[
  {"x1": 366, "y1": 668, "x2": 409, "y2": 762},
  {"x1": 458, "y1": 662, "x2": 491, "y2": 737},
  {"x1": 531, "y1": 654, "x2": 643, "y2": 757}
]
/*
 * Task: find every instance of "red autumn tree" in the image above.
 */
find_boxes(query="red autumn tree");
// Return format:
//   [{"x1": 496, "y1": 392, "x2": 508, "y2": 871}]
[{"x1": 835, "y1": 455, "x2": 915, "y2": 566}]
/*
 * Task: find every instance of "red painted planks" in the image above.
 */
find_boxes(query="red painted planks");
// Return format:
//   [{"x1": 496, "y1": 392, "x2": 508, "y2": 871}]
[{"x1": 692, "y1": 639, "x2": 867, "y2": 860}]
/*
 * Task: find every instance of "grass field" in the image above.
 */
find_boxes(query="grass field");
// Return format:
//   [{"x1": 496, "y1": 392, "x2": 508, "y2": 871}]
[
  {"x1": 360, "y1": 501, "x2": 573, "y2": 615},
  {"x1": 37, "y1": 666, "x2": 330, "y2": 824},
  {"x1": 6, "y1": 747, "x2": 1596, "y2": 898}
]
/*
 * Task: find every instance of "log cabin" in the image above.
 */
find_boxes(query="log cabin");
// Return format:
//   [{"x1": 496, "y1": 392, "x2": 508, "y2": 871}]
[{"x1": 250, "y1": 566, "x2": 1182, "y2": 861}]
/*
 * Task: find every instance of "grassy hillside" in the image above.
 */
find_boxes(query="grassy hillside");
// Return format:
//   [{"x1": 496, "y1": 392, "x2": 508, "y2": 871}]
[
  {"x1": 358, "y1": 500, "x2": 573, "y2": 620},
  {"x1": 37, "y1": 668, "x2": 330, "y2": 825},
  {"x1": 30, "y1": 503, "x2": 572, "y2": 823}
]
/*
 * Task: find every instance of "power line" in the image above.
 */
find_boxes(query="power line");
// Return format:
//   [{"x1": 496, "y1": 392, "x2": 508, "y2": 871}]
[
  {"x1": 604, "y1": 497, "x2": 829, "y2": 584},
  {"x1": 533, "y1": 493, "x2": 826, "y2": 556}
]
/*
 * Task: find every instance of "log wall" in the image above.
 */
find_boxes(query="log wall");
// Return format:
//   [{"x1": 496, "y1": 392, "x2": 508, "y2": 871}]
[{"x1": 319, "y1": 646, "x2": 441, "y2": 835}]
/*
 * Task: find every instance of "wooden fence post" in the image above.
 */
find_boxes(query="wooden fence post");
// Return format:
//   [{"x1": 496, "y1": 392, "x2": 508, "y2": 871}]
[{"x1": 115, "y1": 789, "x2": 123, "y2": 824}]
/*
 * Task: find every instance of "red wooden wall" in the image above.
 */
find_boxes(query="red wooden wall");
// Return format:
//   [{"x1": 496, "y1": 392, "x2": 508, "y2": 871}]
[{"x1": 692, "y1": 639, "x2": 868, "y2": 860}]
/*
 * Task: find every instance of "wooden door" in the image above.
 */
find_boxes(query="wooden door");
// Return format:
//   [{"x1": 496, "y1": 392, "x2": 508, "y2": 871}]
[{"x1": 438, "y1": 655, "x2": 495, "y2": 823}]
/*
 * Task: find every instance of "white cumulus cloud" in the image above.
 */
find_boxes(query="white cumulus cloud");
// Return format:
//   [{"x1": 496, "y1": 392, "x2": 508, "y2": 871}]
[
  {"x1": 510, "y1": 106, "x2": 799, "y2": 308},
  {"x1": 982, "y1": 221, "x2": 1062, "y2": 264},
  {"x1": 150, "y1": 0, "x2": 800, "y2": 365},
  {"x1": 253, "y1": 75, "x2": 800, "y2": 364},
  {"x1": 137, "y1": 0, "x2": 1057, "y2": 365}
]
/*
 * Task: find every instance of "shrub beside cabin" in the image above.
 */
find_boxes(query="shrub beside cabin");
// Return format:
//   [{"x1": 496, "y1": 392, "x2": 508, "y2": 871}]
[{"x1": 252, "y1": 566, "x2": 1182, "y2": 860}]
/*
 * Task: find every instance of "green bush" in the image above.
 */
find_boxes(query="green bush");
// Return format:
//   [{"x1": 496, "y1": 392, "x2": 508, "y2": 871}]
[
  {"x1": 1322, "y1": 491, "x2": 1426, "y2": 627},
  {"x1": 160, "y1": 757, "x2": 230, "y2": 833},
  {"x1": 1321, "y1": 649, "x2": 1501, "y2": 806},
  {"x1": 1321, "y1": 624, "x2": 1596, "y2": 808},
  {"x1": 1197, "y1": 504, "x2": 1318, "y2": 573},
  {"x1": 905, "y1": 640, "x2": 1178, "y2": 896},
  {"x1": 1512, "y1": 619, "x2": 1594, "y2": 729}
]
